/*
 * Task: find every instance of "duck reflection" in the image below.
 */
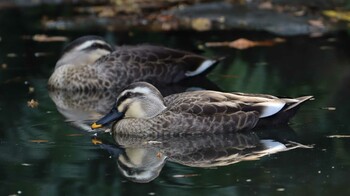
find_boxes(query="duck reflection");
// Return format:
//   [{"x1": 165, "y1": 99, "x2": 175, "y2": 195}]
[{"x1": 95, "y1": 127, "x2": 311, "y2": 183}]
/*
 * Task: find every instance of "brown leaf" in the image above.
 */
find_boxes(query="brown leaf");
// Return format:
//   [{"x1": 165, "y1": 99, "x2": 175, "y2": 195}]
[
  {"x1": 32, "y1": 34, "x2": 68, "y2": 42},
  {"x1": 27, "y1": 99, "x2": 39, "y2": 108},
  {"x1": 206, "y1": 38, "x2": 285, "y2": 50},
  {"x1": 308, "y1": 19, "x2": 325, "y2": 29},
  {"x1": 229, "y1": 38, "x2": 257, "y2": 49},
  {"x1": 259, "y1": 1, "x2": 273, "y2": 10}
]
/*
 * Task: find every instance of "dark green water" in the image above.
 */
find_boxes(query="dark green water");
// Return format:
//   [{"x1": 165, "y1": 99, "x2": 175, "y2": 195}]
[{"x1": 1, "y1": 7, "x2": 350, "y2": 196}]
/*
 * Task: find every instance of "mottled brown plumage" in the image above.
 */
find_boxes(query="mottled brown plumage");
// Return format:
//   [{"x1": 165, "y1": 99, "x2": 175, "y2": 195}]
[
  {"x1": 92, "y1": 82, "x2": 313, "y2": 136},
  {"x1": 48, "y1": 36, "x2": 218, "y2": 91}
]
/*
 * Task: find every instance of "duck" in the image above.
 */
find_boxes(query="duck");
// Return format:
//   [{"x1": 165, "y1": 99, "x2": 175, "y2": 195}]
[
  {"x1": 48, "y1": 35, "x2": 220, "y2": 91},
  {"x1": 91, "y1": 82, "x2": 313, "y2": 135}
]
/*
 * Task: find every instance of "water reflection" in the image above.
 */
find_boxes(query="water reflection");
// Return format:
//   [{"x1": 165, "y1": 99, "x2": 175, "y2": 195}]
[{"x1": 94, "y1": 128, "x2": 311, "y2": 183}]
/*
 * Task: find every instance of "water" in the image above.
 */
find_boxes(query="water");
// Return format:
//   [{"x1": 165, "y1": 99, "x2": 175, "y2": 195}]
[{"x1": 1, "y1": 6, "x2": 350, "y2": 196}]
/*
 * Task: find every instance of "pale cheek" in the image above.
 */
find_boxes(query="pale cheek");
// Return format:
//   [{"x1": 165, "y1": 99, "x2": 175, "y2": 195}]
[{"x1": 125, "y1": 102, "x2": 145, "y2": 118}]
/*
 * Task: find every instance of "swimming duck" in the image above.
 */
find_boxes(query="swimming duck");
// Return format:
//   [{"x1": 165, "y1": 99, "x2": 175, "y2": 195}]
[
  {"x1": 91, "y1": 82, "x2": 313, "y2": 135},
  {"x1": 48, "y1": 35, "x2": 219, "y2": 91}
]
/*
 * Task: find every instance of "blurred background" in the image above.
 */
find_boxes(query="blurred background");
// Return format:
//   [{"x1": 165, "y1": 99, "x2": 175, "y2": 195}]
[{"x1": 1, "y1": 0, "x2": 350, "y2": 195}]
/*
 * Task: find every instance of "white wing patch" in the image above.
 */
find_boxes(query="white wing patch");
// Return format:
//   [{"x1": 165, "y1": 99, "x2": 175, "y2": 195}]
[
  {"x1": 185, "y1": 59, "x2": 216, "y2": 77},
  {"x1": 255, "y1": 101, "x2": 285, "y2": 118}
]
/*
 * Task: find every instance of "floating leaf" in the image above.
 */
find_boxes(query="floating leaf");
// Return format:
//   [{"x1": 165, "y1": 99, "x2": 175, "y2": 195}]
[
  {"x1": 191, "y1": 18, "x2": 212, "y2": 31},
  {"x1": 32, "y1": 34, "x2": 68, "y2": 42},
  {"x1": 27, "y1": 99, "x2": 39, "y2": 108},
  {"x1": 205, "y1": 38, "x2": 285, "y2": 50},
  {"x1": 323, "y1": 10, "x2": 350, "y2": 22},
  {"x1": 156, "y1": 152, "x2": 163, "y2": 159},
  {"x1": 308, "y1": 19, "x2": 325, "y2": 28},
  {"x1": 91, "y1": 138, "x2": 102, "y2": 145}
]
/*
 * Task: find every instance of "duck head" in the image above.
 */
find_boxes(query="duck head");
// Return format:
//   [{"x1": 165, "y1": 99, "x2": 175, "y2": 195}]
[
  {"x1": 55, "y1": 35, "x2": 113, "y2": 69},
  {"x1": 91, "y1": 82, "x2": 167, "y2": 129}
]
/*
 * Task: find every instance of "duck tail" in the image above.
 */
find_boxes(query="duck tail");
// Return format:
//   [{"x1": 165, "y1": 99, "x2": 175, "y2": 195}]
[
  {"x1": 257, "y1": 95, "x2": 313, "y2": 126},
  {"x1": 282, "y1": 96, "x2": 314, "y2": 112}
]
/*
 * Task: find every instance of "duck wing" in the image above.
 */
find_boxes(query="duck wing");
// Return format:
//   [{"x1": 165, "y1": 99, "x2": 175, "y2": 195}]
[
  {"x1": 109, "y1": 45, "x2": 219, "y2": 83},
  {"x1": 165, "y1": 91, "x2": 280, "y2": 116},
  {"x1": 165, "y1": 91, "x2": 313, "y2": 123}
]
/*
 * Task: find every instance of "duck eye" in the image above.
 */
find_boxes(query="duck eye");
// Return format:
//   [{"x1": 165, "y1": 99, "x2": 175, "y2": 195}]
[{"x1": 125, "y1": 92, "x2": 132, "y2": 97}]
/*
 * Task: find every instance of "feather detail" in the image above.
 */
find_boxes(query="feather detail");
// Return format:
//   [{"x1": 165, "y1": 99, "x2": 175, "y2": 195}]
[{"x1": 254, "y1": 101, "x2": 286, "y2": 118}]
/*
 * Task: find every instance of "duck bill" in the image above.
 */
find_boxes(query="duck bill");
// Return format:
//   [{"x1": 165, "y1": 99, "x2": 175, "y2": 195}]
[{"x1": 91, "y1": 109, "x2": 124, "y2": 129}]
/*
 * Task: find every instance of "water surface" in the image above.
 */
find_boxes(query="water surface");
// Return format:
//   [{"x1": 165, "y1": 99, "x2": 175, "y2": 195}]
[{"x1": 1, "y1": 7, "x2": 350, "y2": 196}]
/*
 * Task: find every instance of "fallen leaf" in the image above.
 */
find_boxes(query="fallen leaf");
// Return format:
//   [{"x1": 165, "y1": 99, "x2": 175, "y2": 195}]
[
  {"x1": 308, "y1": 19, "x2": 325, "y2": 29},
  {"x1": 205, "y1": 38, "x2": 285, "y2": 50},
  {"x1": 258, "y1": 1, "x2": 273, "y2": 10},
  {"x1": 91, "y1": 138, "x2": 102, "y2": 145},
  {"x1": 27, "y1": 99, "x2": 39, "y2": 108},
  {"x1": 294, "y1": 10, "x2": 306, "y2": 17},
  {"x1": 1, "y1": 63, "x2": 7, "y2": 69},
  {"x1": 191, "y1": 18, "x2": 212, "y2": 31},
  {"x1": 32, "y1": 34, "x2": 68, "y2": 42},
  {"x1": 156, "y1": 152, "x2": 162, "y2": 159},
  {"x1": 29, "y1": 140, "x2": 48, "y2": 143},
  {"x1": 323, "y1": 10, "x2": 350, "y2": 22}
]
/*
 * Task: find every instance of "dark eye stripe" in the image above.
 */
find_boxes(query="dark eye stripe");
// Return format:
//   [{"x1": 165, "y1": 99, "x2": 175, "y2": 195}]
[{"x1": 116, "y1": 92, "x2": 143, "y2": 108}]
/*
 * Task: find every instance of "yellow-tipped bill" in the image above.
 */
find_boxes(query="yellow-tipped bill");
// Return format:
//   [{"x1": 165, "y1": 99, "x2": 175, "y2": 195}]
[
  {"x1": 91, "y1": 122, "x2": 102, "y2": 129},
  {"x1": 90, "y1": 108, "x2": 124, "y2": 130}
]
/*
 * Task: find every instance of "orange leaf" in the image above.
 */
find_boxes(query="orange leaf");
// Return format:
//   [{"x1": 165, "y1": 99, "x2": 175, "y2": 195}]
[{"x1": 27, "y1": 99, "x2": 39, "y2": 108}]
